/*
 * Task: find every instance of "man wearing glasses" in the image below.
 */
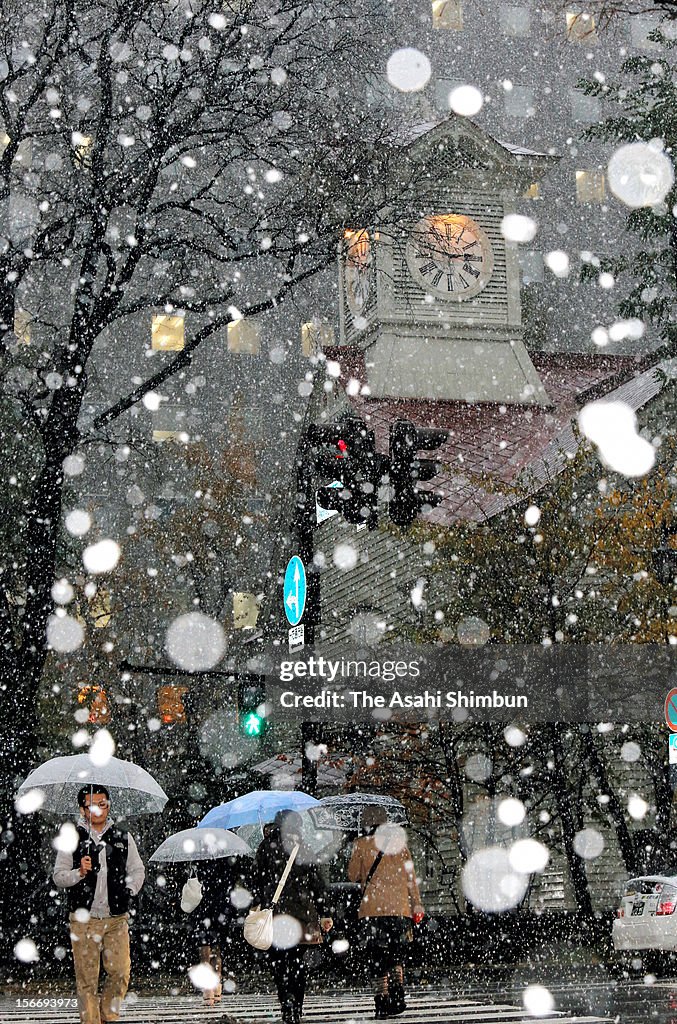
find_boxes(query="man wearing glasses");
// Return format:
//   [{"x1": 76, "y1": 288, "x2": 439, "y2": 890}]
[{"x1": 53, "y1": 786, "x2": 145, "y2": 1024}]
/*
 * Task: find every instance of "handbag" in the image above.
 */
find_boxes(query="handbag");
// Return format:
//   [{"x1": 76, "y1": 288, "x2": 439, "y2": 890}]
[
  {"x1": 244, "y1": 843, "x2": 299, "y2": 951},
  {"x1": 180, "y1": 874, "x2": 203, "y2": 914}
]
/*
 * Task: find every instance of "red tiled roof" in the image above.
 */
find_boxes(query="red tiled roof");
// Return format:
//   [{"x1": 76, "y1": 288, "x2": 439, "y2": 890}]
[{"x1": 321, "y1": 348, "x2": 659, "y2": 526}]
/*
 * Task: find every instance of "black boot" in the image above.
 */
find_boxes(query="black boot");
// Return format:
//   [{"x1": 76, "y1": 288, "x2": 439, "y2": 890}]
[
  {"x1": 281, "y1": 1002, "x2": 295, "y2": 1024},
  {"x1": 374, "y1": 993, "x2": 390, "y2": 1019},
  {"x1": 387, "y1": 982, "x2": 407, "y2": 1016}
]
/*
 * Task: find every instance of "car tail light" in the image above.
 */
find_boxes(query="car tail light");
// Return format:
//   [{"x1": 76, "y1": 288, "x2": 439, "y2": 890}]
[{"x1": 657, "y1": 901, "x2": 676, "y2": 916}]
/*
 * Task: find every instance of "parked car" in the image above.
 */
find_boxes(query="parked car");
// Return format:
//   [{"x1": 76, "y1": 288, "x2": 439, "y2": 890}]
[{"x1": 613, "y1": 875, "x2": 677, "y2": 953}]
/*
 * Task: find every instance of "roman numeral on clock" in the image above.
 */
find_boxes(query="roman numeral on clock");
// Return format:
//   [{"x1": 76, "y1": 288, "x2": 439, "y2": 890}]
[{"x1": 418, "y1": 261, "x2": 437, "y2": 276}]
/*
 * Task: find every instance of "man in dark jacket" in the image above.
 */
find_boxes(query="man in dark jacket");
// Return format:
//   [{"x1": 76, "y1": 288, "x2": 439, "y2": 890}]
[
  {"x1": 53, "y1": 786, "x2": 145, "y2": 1024},
  {"x1": 254, "y1": 811, "x2": 332, "y2": 1024}
]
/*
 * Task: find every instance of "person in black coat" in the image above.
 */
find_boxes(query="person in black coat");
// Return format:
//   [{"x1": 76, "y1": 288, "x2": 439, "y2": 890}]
[
  {"x1": 193, "y1": 856, "x2": 248, "y2": 1005},
  {"x1": 254, "y1": 811, "x2": 333, "y2": 1024}
]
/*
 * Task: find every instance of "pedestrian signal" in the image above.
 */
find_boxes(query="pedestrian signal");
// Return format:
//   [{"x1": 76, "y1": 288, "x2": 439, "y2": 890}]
[{"x1": 238, "y1": 680, "x2": 267, "y2": 739}]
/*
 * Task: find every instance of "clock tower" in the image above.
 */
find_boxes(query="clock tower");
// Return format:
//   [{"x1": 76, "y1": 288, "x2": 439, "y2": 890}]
[{"x1": 338, "y1": 117, "x2": 555, "y2": 406}]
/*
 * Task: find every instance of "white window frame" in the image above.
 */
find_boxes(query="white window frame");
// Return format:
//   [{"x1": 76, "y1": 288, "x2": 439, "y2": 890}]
[
  {"x1": 227, "y1": 319, "x2": 261, "y2": 355},
  {"x1": 504, "y1": 84, "x2": 535, "y2": 119},
  {"x1": 566, "y1": 11, "x2": 598, "y2": 43},
  {"x1": 499, "y1": 5, "x2": 531, "y2": 38},
  {"x1": 432, "y1": 0, "x2": 463, "y2": 30},
  {"x1": 570, "y1": 88, "x2": 601, "y2": 123},
  {"x1": 152, "y1": 314, "x2": 185, "y2": 352},
  {"x1": 576, "y1": 169, "x2": 606, "y2": 204},
  {"x1": 519, "y1": 250, "x2": 544, "y2": 285},
  {"x1": 301, "y1": 321, "x2": 335, "y2": 357}
]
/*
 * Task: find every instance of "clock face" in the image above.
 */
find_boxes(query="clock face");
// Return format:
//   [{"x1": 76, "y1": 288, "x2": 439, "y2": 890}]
[
  {"x1": 405, "y1": 214, "x2": 494, "y2": 301},
  {"x1": 344, "y1": 229, "x2": 372, "y2": 315}
]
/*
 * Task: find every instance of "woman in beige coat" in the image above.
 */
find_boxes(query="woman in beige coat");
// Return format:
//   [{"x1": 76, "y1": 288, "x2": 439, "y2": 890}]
[{"x1": 347, "y1": 806, "x2": 424, "y2": 1019}]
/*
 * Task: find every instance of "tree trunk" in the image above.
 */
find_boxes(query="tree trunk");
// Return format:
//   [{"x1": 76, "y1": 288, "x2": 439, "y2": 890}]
[
  {"x1": 550, "y1": 724, "x2": 594, "y2": 921},
  {"x1": 438, "y1": 722, "x2": 469, "y2": 863},
  {"x1": 579, "y1": 727, "x2": 638, "y2": 875},
  {"x1": 0, "y1": 448, "x2": 70, "y2": 963}
]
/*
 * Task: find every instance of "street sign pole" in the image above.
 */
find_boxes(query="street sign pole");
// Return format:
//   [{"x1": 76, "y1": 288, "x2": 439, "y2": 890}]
[{"x1": 295, "y1": 452, "x2": 318, "y2": 644}]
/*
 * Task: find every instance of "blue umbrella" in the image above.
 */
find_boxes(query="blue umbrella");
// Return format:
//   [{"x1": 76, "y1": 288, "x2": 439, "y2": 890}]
[{"x1": 197, "y1": 789, "x2": 319, "y2": 830}]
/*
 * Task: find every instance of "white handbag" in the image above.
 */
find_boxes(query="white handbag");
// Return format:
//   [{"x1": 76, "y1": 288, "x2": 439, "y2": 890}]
[
  {"x1": 244, "y1": 843, "x2": 299, "y2": 951},
  {"x1": 180, "y1": 875, "x2": 203, "y2": 913}
]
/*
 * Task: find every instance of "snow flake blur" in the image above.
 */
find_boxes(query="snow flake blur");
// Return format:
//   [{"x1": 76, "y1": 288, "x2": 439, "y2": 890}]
[
  {"x1": 386, "y1": 48, "x2": 431, "y2": 93},
  {"x1": 608, "y1": 141, "x2": 674, "y2": 209},
  {"x1": 579, "y1": 401, "x2": 655, "y2": 478},
  {"x1": 165, "y1": 612, "x2": 226, "y2": 671}
]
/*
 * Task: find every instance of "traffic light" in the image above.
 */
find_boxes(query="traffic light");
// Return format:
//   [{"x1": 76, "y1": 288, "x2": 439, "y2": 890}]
[
  {"x1": 77, "y1": 685, "x2": 111, "y2": 725},
  {"x1": 307, "y1": 418, "x2": 383, "y2": 528},
  {"x1": 157, "y1": 685, "x2": 188, "y2": 725},
  {"x1": 388, "y1": 419, "x2": 448, "y2": 528},
  {"x1": 238, "y1": 679, "x2": 267, "y2": 739}
]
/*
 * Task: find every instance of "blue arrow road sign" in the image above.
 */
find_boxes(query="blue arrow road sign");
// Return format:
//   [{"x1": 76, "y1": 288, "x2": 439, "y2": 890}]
[{"x1": 283, "y1": 555, "x2": 306, "y2": 627}]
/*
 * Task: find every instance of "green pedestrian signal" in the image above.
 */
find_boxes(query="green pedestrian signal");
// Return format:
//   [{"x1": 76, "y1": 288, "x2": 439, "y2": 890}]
[
  {"x1": 242, "y1": 710, "x2": 264, "y2": 737},
  {"x1": 237, "y1": 678, "x2": 267, "y2": 739}
]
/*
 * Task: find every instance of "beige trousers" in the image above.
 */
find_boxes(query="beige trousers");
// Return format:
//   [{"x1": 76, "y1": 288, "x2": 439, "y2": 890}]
[{"x1": 69, "y1": 914, "x2": 131, "y2": 1024}]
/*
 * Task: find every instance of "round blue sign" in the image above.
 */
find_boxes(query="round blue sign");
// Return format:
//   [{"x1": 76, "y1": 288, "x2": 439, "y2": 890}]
[{"x1": 283, "y1": 555, "x2": 306, "y2": 626}]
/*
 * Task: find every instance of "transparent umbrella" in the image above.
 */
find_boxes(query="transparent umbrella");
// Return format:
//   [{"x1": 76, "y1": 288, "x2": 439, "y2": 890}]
[
  {"x1": 236, "y1": 819, "x2": 342, "y2": 864},
  {"x1": 149, "y1": 827, "x2": 252, "y2": 864},
  {"x1": 308, "y1": 793, "x2": 408, "y2": 832},
  {"x1": 17, "y1": 753, "x2": 168, "y2": 817}
]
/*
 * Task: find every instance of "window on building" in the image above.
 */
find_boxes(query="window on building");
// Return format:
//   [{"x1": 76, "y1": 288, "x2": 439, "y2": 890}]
[
  {"x1": 89, "y1": 589, "x2": 112, "y2": 629},
  {"x1": 14, "y1": 309, "x2": 32, "y2": 344},
  {"x1": 152, "y1": 402, "x2": 188, "y2": 442},
  {"x1": 73, "y1": 133, "x2": 93, "y2": 169},
  {"x1": 152, "y1": 314, "x2": 185, "y2": 351},
  {"x1": 523, "y1": 183, "x2": 541, "y2": 200},
  {"x1": 570, "y1": 88, "x2": 601, "y2": 122},
  {"x1": 301, "y1": 321, "x2": 335, "y2": 357},
  {"x1": 576, "y1": 169, "x2": 606, "y2": 203},
  {"x1": 630, "y1": 15, "x2": 660, "y2": 50},
  {"x1": 566, "y1": 11, "x2": 597, "y2": 43},
  {"x1": 433, "y1": 77, "x2": 466, "y2": 112},
  {"x1": 14, "y1": 139, "x2": 32, "y2": 166},
  {"x1": 227, "y1": 319, "x2": 261, "y2": 355},
  {"x1": 499, "y1": 5, "x2": 531, "y2": 37},
  {"x1": 233, "y1": 591, "x2": 259, "y2": 629},
  {"x1": 519, "y1": 250, "x2": 544, "y2": 285},
  {"x1": 504, "y1": 85, "x2": 535, "y2": 119},
  {"x1": 432, "y1": 0, "x2": 463, "y2": 30}
]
